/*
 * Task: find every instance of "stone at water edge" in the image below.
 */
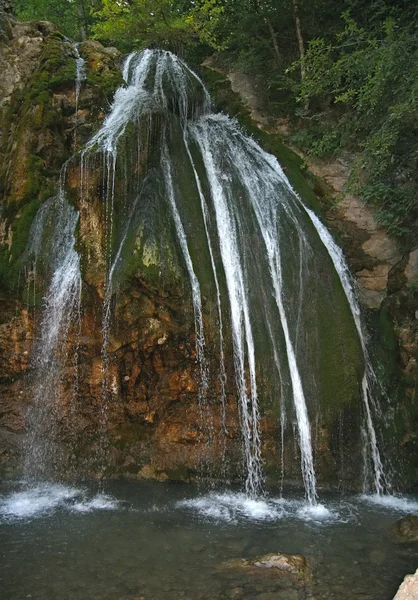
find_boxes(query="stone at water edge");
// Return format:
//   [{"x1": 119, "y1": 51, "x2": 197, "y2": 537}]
[
  {"x1": 222, "y1": 552, "x2": 312, "y2": 580},
  {"x1": 393, "y1": 515, "x2": 418, "y2": 542},
  {"x1": 252, "y1": 553, "x2": 307, "y2": 575},
  {"x1": 393, "y1": 569, "x2": 418, "y2": 600}
]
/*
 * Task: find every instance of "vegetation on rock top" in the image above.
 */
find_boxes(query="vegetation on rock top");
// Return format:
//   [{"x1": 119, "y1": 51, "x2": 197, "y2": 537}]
[{"x1": 14, "y1": 0, "x2": 418, "y2": 244}]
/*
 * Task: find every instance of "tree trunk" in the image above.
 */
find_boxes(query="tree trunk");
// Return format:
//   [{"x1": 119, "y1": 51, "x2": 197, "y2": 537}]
[
  {"x1": 292, "y1": 0, "x2": 305, "y2": 80},
  {"x1": 77, "y1": 0, "x2": 87, "y2": 41},
  {"x1": 265, "y1": 18, "x2": 281, "y2": 65}
]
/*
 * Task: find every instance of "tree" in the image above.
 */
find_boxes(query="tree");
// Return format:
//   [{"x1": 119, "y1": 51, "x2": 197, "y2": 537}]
[
  {"x1": 14, "y1": 0, "x2": 91, "y2": 40},
  {"x1": 295, "y1": 12, "x2": 418, "y2": 240},
  {"x1": 292, "y1": 0, "x2": 305, "y2": 78},
  {"x1": 91, "y1": 0, "x2": 196, "y2": 53}
]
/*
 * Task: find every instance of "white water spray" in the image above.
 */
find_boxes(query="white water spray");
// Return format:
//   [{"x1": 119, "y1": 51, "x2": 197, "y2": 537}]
[{"x1": 24, "y1": 168, "x2": 82, "y2": 480}]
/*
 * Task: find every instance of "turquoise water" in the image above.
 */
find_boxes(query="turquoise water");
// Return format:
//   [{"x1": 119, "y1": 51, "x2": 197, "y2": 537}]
[{"x1": 1, "y1": 481, "x2": 417, "y2": 600}]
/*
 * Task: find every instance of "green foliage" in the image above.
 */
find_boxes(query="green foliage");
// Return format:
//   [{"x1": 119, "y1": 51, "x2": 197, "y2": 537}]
[
  {"x1": 13, "y1": 0, "x2": 418, "y2": 243},
  {"x1": 185, "y1": 0, "x2": 227, "y2": 51},
  {"x1": 15, "y1": 0, "x2": 91, "y2": 40},
  {"x1": 294, "y1": 11, "x2": 418, "y2": 242},
  {"x1": 91, "y1": 0, "x2": 197, "y2": 54}
]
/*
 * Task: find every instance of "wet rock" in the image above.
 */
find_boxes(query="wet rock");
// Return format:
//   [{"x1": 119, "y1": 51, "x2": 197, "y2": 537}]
[
  {"x1": 223, "y1": 552, "x2": 312, "y2": 583},
  {"x1": 227, "y1": 586, "x2": 245, "y2": 599},
  {"x1": 138, "y1": 464, "x2": 168, "y2": 482},
  {"x1": 80, "y1": 39, "x2": 121, "y2": 60},
  {"x1": 251, "y1": 553, "x2": 308, "y2": 575},
  {"x1": 405, "y1": 249, "x2": 418, "y2": 283},
  {"x1": 393, "y1": 515, "x2": 418, "y2": 542},
  {"x1": 393, "y1": 569, "x2": 418, "y2": 599}
]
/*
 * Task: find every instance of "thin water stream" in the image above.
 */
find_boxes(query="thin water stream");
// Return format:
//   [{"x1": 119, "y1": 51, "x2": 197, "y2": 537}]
[{"x1": 23, "y1": 167, "x2": 82, "y2": 481}]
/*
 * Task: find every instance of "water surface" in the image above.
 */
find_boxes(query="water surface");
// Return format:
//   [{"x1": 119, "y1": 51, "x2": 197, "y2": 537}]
[{"x1": 1, "y1": 481, "x2": 417, "y2": 600}]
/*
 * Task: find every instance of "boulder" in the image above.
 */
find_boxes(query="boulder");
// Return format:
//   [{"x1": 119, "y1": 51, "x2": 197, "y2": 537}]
[
  {"x1": 393, "y1": 569, "x2": 418, "y2": 599},
  {"x1": 223, "y1": 552, "x2": 312, "y2": 581},
  {"x1": 393, "y1": 515, "x2": 418, "y2": 542}
]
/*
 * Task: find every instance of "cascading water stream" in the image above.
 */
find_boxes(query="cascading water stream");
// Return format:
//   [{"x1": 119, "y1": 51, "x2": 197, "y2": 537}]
[
  {"x1": 161, "y1": 140, "x2": 209, "y2": 401},
  {"x1": 303, "y1": 207, "x2": 388, "y2": 495},
  {"x1": 183, "y1": 132, "x2": 228, "y2": 441},
  {"x1": 24, "y1": 166, "x2": 82, "y2": 480},
  {"x1": 189, "y1": 119, "x2": 264, "y2": 497},
  {"x1": 18, "y1": 47, "x2": 394, "y2": 507},
  {"x1": 190, "y1": 115, "x2": 317, "y2": 503},
  {"x1": 73, "y1": 43, "x2": 86, "y2": 117}
]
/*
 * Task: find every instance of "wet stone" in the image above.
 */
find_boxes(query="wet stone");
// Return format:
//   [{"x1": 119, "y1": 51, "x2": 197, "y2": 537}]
[
  {"x1": 250, "y1": 553, "x2": 309, "y2": 576},
  {"x1": 393, "y1": 515, "x2": 418, "y2": 542}
]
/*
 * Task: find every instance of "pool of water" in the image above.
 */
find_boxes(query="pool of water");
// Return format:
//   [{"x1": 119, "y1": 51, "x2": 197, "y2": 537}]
[{"x1": 1, "y1": 481, "x2": 417, "y2": 600}]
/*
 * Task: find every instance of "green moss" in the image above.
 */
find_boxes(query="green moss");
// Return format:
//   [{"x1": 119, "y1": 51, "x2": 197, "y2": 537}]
[
  {"x1": 0, "y1": 197, "x2": 40, "y2": 288},
  {"x1": 23, "y1": 155, "x2": 44, "y2": 199},
  {"x1": 86, "y1": 68, "x2": 124, "y2": 101},
  {"x1": 81, "y1": 46, "x2": 123, "y2": 104},
  {"x1": 0, "y1": 35, "x2": 77, "y2": 294}
]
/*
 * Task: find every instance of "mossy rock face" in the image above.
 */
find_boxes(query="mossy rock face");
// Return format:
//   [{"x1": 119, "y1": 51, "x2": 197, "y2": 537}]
[
  {"x1": 0, "y1": 33, "x2": 75, "y2": 291},
  {"x1": 0, "y1": 23, "x2": 123, "y2": 297},
  {"x1": 79, "y1": 40, "x2": 124, "y2": 104},
  {"x1": 0, "y1": 42, "x2": 405, "y2": 489}
]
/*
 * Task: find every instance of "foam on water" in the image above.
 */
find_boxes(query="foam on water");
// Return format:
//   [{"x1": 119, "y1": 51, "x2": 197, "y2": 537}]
[
  {"x1": 70, "y1": 494, "x2": 118, "y2": 513},
  {"x1": 0, "y1": 483, "x2": 80, "y2": 519},
  {"x1": 177, "y1": 492, "x2": 344, "y2": 524},
  {"x1": 296, "y1": 502, "x2": 334, "y2": 522},
  {"x1": 360, "y1": 494, "x2": 418, "y2": 513},
  {"x1": 178, "y1": 493, "x2": 285, "y2": 522},
  {"x1": 0, "y1": 483, "x2": 119, "y2": 521}
]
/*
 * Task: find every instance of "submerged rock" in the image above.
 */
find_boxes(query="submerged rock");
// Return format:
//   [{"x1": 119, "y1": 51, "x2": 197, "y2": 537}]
[
  {"x1": 223, "y1": 552, "x2": 312, "y2": 581},
  {"x1": 251, "y1": 553, "x2": 308, "y2": 575},
  {"x1": 393, "y1": 515, "x2": 418, "y2": 542}
]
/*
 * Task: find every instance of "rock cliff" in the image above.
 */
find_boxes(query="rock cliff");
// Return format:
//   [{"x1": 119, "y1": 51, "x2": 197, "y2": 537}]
[{"x1": 0, "y1": 19, "x2": 416, "y2": 491}]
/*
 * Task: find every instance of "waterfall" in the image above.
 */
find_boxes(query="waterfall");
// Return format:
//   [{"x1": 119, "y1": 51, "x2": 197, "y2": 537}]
[
  {"x1": 24, "y1": 168, "x2": 82, "y2": 480},
  {"x1": 303, "y1": 207, "x2": 388, "y2": 495},
  {"x1": 183, "y1": 132, "x2": 228, "y2": 442},
  {"x1": 190, "y1": 114, "x2": 317, "y2": 502},
  {"x1": 189, "y1": 118, "x2": 263, "y2": 496},
  {"x1": 73, "y1": 43, "x2": 86, "y2": 117},
  {"x1": 161, "y1": 140, "x2": 209, "y2": 401},
  {"x1": 19, "y1": 47, "x2": 389, "y2": 501},
  {"x1": 77, "y1": 49, "x2": 369, "y2": 501}
]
